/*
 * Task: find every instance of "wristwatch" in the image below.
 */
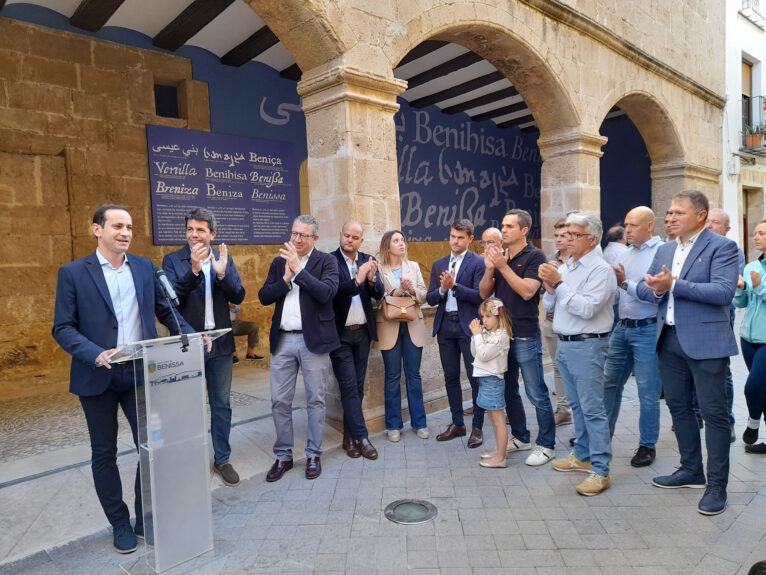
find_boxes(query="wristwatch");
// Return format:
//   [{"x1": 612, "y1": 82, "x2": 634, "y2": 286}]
[
  {"x1": 620, "y1": 280, "x2": 629, "y2": 291},
  {"x1": 552, "y1": 280, "x2": 563, "y2": 290}
]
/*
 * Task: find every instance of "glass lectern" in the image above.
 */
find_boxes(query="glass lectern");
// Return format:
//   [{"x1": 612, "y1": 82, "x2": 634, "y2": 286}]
[{"x1": 112, "y1": 329, "x2": 229, "y2": 574}]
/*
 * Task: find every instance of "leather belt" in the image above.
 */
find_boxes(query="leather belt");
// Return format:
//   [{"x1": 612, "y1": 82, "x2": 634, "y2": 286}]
[
  {"x1": 344, "y1": 324, "x2": 366, "y2": 331},
  {"x1": 621, "y1": 317, "x2": 657, "y2": 328},
  {"x1": 558, "y1": 332, "x2": 610, "y2": 342},
  {"x1": 445, "y1": 311, "x2": 459, "y2": 318},
  {"x1": 280, "y1": 329, "x2": 303, "y2": 334}
]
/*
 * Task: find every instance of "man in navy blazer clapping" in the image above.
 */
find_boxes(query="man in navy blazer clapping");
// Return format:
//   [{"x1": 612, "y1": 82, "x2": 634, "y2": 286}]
[
  {"x1": 259, "y1": 215, "x2": 340, "y2": 482},
  {"x1": 427, "y1": 219, "x2": 486, "y2": 447},
  {"x1": 162, "y1": 207, "x2": 245, "y2": 488},
  {"x1": 330, "y1": 221, "x2": 385, "y2": 460}
]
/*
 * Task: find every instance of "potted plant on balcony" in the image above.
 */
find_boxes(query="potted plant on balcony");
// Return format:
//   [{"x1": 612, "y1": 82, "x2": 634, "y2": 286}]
[{"x1": 745, "y1": 126, "x2": 759, "y2": 147}]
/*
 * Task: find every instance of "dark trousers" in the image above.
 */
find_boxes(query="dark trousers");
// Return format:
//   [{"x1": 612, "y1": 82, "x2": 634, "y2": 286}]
[
  {"x1": 79, "y1": 364, "x2": 141, "y2": 527},
  {"x1": 437, "y1": 315, "x2": 484, "y2": 429},
  {"x1": 658, "y1": 327, "x2": 730, "y2": 488},
  {"x1": 330, "y1": 326, "x2": 372, "y2": 439}
]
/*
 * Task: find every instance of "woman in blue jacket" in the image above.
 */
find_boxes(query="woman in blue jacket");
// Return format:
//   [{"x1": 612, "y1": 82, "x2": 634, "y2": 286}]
[{"x1": 734, "y1": 219, "x2": 766, "y2": 453}]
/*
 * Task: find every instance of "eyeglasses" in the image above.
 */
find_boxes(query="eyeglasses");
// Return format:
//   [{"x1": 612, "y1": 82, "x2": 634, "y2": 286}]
[
  {"x1": 290, "y1": 232, "x2": 315, "y2": 240},
  {"x1": 565, "y1": 232, "x2": 593, "y2": 240},
  {"x1": 480, "y1": 240, "x2": 499, "y2": 246}
]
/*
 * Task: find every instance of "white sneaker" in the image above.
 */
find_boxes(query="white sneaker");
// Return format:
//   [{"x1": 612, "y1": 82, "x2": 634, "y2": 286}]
[
  {"x1": 506, "y1": 436, "x2": 532, "y2": 452},
  {"x1": 416, "y1": 428, "x2": 430, "y2": 439},
  {"x1": 525, "y1": 445, "x2": 555, "y2": 466},
  {"x1": 388, "y1": 429, "x2": 401, "y2": 442}
]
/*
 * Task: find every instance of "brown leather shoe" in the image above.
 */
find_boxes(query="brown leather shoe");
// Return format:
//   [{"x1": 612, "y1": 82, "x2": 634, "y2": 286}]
[
  {"x1": 436, "y1": 424, "x2": 467, "y2": 441},
  {"x1": 358, "y1": 438, "x2": 378, "y2": 460},
  {"x1": 467, "y1": 427, "x2": 483, "y2": 448},
  {"x1": 266, "y1": 458, "x2": 293, "y2": 482},
  {"x1": 343, "y1": 437, "x2": 361, "y2": 458},
  {"x1": 306, "y1": 456, "x2": 321, "y2": 479}
]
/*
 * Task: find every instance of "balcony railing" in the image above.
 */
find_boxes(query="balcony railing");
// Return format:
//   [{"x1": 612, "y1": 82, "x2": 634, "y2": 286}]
[
  {"x1": 741, "y1": 95, "x2": 766, "y2": 157},
  {"x1": 740, "y1": 0, "x2": 766, "y2": 28}
]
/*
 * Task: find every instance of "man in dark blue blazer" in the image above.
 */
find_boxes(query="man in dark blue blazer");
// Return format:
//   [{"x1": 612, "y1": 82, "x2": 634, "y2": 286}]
[
  {"x1": 53, "y1": 205, "x2": 193, "y2": 554},
  {"x1": 636, "y1": 190, "x2": 739, "y2": 516},
  {"x1": 427, "y1": 219, "x2": 486, "y2": 447},
  {"x1": 258, "y1": 215, "x2": 339, "y2": 481},
  {"x1": 329, "y1": 221, "x2": 385, "y2": 460},
  {"x1": 162, "y1": 207, "x2": 245, "y2": 488}
]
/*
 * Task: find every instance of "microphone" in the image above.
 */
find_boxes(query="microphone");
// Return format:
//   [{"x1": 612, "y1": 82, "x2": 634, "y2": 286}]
[
  {"x1": 154, "y1": 267, "x2": 179, "y2": 307},
  {"x1": 154, "y1": 267, "x2": 188, "y2": 352}
]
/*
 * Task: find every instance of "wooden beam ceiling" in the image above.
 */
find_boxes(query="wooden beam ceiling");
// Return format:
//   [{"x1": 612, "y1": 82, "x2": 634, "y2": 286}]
[
  {"x1": 409, "y1": 71, "x2": 504, "y2": 108},
  {"x1": 405, "y1": 51, "x2": 483, "y2": 89},
  {"x1": 470, "y1": 100, "x2": 527, "y2": 123},
  {"x1": 441, "y1": 86, "x2": 519, "y2": 115},
  {"x1": 69, "y1": 0, "x2": 125, "y2": 32},
  {"x1": 396, "y1": 40, "x2": 448, "y2": 68},
  {"x1": 279, "y1": 63, "x2": 301, "y2": 81},
  {"x1": 153, "y1": 0, "x2": 235, "y2": 52},
  {"x1": 497, "y1": 113, "x2": 535, "y2": 129},
  {"x1": 221, "y1": 25, "x2": 279, "y2": 67}
]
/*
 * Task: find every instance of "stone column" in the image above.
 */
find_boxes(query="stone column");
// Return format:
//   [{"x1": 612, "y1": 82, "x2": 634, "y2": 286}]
[
  {"x1": 651, "y1": 161, "x2": 721, "y2": 235},
  {"x1": 297, "y1": 65, "x2": 407, "y2": 251},
  {"x1": 537, "y1": 130, "x2": 607, "y2": 254},
  {"x1": 297, "y1": 65, "x2": 409, "y2": 434}
]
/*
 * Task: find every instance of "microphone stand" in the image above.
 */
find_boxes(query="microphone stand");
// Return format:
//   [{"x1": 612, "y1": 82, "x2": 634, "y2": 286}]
[{"x1": 161, "y1": 290, "x2": 189, "y2": 353}]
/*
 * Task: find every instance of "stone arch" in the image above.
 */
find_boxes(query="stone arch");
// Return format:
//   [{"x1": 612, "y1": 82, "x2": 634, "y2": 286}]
[
  {"x1": 597, "y1": 90, "x2": 685, "y2": 166},
  {"x1": 241, "y1": 0, "x2": 353, "y2": 71},
  {"x1": 597, "y1": 90, "x2": 689, "y2": 230},
  {"x1": 387, "y1": 4, "x2": 581, "y2": 134}
]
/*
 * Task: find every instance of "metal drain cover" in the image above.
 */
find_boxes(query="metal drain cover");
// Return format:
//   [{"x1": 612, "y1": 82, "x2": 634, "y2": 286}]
[{"x1": 384, "y1": 499, "x2": 438, "y2": 525}]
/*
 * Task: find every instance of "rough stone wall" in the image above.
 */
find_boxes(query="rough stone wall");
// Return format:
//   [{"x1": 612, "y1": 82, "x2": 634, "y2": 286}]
[
  {"x1": 554, "y1": 0, "x2": 724, "y2": 94},
  {"x1": 0, "y1": 17, "x2": 273, "y2": 387}
]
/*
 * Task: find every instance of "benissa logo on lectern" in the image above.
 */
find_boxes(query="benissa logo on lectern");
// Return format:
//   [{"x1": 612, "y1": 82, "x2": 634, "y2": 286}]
[{"x1": 148, "y1": 360, "x2": 185, "y2": 374}]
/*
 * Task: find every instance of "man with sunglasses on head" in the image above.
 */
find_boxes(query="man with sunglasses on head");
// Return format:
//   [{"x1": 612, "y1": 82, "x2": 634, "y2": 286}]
[{"x1": 259, "y1": 215, "x2": 339, "y2": 482}]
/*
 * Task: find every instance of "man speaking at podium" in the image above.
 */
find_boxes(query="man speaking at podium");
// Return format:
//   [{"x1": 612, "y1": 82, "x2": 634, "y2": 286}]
[
  {"x1": 163, "y1": 207, "x2": 246, "y2": 489},
  {"x1": 53, "y1": 205, "x2": 193, "y2": 554}
]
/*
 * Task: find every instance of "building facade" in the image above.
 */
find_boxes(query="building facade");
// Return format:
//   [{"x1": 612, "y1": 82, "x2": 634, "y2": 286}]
[{"x1": 0, "y1": 0, "x2": 726, "y2": 431}]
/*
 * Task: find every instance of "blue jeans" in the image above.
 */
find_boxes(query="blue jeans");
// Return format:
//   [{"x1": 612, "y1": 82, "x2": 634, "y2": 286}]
[
  {"x1": 658, "y1": 327, "x2": 729, "y2": 488},
  {"x1": 602, "y1": 323, "x2": 662, "y2": 448},
  {"x1": 381, "y1": 323, "x2": 427, "y2": 430},
  {"x1": 79, "y1": 363, "x2": 141, "y2": 527},
  {"x1": 205, "y1": 354, "x2": 233, "y2": 465},
  {"x1": 505, "y1": 336, "x2": 555, "y2": 449},
  {"x1": 557, "y1": 338, "x2": 612, "y2": 477}
]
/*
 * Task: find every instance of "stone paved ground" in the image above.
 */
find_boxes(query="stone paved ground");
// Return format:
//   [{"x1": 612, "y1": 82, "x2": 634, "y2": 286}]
[
  {"x1": 3, "y1": 366, "x2": 766, "y2": 575},
  {"x1": 2, "y1": 323, "x2": 766, "y2": 575}
]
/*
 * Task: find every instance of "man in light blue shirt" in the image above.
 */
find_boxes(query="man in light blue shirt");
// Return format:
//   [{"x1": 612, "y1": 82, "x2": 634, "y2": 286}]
[
  {"x1": 539, "y1": 211, "x2": 615, "y2": 496},
  {"x1": 602, "y1": 206, "x2": 664, "y2": 467}
]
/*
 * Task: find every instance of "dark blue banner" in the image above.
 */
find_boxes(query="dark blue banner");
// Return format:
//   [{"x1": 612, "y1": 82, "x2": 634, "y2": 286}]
[
  {"x1": 396, "y1": 102, "x2": 542, "y2": 241},
  {"x1": 147, "y1": 125, "x2": 299, "y2": 245}
]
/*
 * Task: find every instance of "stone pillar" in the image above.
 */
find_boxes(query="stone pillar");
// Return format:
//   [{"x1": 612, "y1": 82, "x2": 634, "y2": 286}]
[
  {"x1": 297, "y1": 65, "x2": 407, "y2": 251},
  {"x1": 297, "y1": 65, "x2": 410, "y2": 434},
  {"x1": 537, "y1": 130, "x2": 607, "y2": 254},
  {"x1": 651, "y1": 161, "x2": 721, "y2": 235}
]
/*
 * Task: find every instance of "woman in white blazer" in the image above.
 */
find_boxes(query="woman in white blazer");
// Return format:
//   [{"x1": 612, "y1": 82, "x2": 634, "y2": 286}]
[{"x1": 374, "y1": 230, "x2": 429, "y2": 442}]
